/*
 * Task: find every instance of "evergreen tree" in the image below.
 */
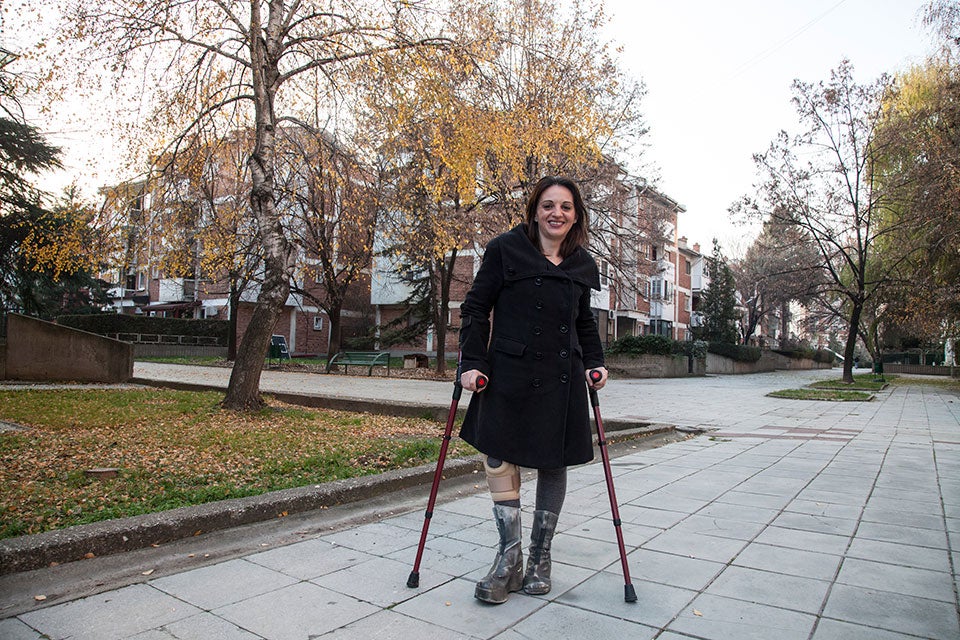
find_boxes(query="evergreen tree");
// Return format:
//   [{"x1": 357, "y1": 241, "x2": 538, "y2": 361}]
[{"x1": 696, "y1": 239, "x2": 740, "y2": 344}]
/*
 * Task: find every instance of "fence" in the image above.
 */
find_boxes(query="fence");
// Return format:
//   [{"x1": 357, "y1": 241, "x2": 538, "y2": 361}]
[{"x1": 884, "y1": 363, "x2": 959, "y2": 378}]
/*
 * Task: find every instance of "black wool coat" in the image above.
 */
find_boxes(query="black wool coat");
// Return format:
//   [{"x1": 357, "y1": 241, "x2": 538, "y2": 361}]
[{"x1": 458, "y1": 224, "x2": 605, "y2": 469}]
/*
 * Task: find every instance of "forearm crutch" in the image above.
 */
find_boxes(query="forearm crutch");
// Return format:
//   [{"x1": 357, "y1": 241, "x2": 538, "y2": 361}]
[
  {"x1": 589, "y1": 369, "x2": 638, "y2": 603},
  {"x1": 407, "y1": 355, "x2": 486, "y2": 588}
]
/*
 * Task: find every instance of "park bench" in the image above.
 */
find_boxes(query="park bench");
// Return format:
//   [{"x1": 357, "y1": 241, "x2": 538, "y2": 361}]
[{"x1": 326, "y1": 351, "x2": 391, "y2": 376}]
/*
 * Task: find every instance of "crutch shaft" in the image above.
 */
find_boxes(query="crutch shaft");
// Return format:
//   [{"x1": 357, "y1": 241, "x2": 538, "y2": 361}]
[{"x1": 589, "y1": 371, "x2": 638, "y2": 603}]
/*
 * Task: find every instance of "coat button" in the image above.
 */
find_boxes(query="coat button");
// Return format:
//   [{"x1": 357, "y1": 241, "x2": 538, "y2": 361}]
[
  {"x1": 532, "y1": 378, "x2": 542, "y2": 388},
  {"x1": 559, "y1": 349, "x2": 569, "y2": 359},
  {"x1": 535, "y1": 351, "x2": 544, "y2": 360},
  {"x1": 560, "y1": 374, "x2": 569, "y2": 383},
  {"x1": 535, "y1": 300, "x2": 544, "y2": 310},
  {"x1": 559, "y1": 324, "x2": 569, "y2": 334},
  {"x1": 534, "y1": 277, "x2": 543, "y2": 286},
  {"x1": 533, "y1": 326, "x2": 542, "y2": 335},
  {"x1": 507, "y1": 266, "x2": 516, "y2": 275}
]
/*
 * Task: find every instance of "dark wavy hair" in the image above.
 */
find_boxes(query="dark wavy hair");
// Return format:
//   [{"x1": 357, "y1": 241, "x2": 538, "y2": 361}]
[{"x1": 524, "y1": 175, "x2": 590, "y2": 258}]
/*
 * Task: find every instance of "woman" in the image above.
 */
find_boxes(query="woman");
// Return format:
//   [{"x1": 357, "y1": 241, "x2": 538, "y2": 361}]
[{"x1": 458, "y1": 175, "x2": 608, "y2": 604}]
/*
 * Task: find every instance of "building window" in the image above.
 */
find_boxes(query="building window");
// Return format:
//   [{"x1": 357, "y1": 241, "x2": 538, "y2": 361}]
[
  {"x1": 685, "y1": 260, "x2": 691, "y2": 275},
  {"x1": 650, "y1": 319, "x2": 672, "y2": 336},
  {"x1": 651, "y1": 245, "x2": 658, "y2": 261},
  {"x1": 313, "y1": 316, "x2": 324, "y2": 331}
]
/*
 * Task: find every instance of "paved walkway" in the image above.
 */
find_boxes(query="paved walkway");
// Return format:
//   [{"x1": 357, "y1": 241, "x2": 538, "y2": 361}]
[{"x1": 2, "y1": 367, "x2": 959, "y2": 639}]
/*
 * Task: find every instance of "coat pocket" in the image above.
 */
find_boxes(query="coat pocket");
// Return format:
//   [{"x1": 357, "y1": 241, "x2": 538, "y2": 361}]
[{"x1": 493, "y1": 336, "x2": 527, "y2": 357}]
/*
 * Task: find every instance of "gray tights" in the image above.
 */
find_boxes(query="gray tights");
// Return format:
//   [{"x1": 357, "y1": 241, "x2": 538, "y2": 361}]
[{"x1": 489, "y1": 458, "x2": 566, "y2": 514}]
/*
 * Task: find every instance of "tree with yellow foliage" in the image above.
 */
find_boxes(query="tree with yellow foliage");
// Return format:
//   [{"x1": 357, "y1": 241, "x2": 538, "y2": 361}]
[{"x1": 360, "y1": 0, "x2": 650, "y2": 372}]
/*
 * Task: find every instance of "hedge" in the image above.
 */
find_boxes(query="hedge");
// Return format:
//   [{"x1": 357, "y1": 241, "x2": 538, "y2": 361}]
[
  {"x1": 708, "y1": 342, "x2": 762, "y2": 363},
  {"x1": 56, "y1": 313, "x2": 229, "y2": 339},
  {"x1": 773, "y1": 347, "x2": 837, "y2": 364},
  {"x1": 606, "y1": 335, "x2": 707, "y2": 360}
]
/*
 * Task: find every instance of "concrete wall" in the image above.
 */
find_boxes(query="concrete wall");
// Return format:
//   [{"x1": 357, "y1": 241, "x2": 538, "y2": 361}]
[
  {"x1": 885, "y1": 363, "x2": 959, "y2": 377},
  {"x1": 706, "y1": 351, "x2": 833, "y2": 375},
  {"x1": 2, "y1": 314, "x2": 133, "y2": 383},
  {"x1": 606, "y1": 354, "x2": 706, "y2": 378}
]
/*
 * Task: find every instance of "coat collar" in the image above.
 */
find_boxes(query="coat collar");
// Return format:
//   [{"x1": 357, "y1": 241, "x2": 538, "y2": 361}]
[{"x1": 498, "y1": 224, "x2": 601, "y2": 290}]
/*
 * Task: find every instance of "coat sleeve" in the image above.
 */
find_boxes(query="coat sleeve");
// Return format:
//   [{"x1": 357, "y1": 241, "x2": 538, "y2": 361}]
[
  {"x1": 576, "y1": 284, "x2": 605, "y2": 370},
  {"x1": 458, "y1": 240, "x2": 503, "y2": 376}
]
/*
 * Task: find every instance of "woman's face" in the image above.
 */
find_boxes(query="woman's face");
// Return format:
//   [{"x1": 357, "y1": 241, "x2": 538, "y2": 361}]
[{"x1": 535, "y1": 185, "x2": 576, "y2": 246}]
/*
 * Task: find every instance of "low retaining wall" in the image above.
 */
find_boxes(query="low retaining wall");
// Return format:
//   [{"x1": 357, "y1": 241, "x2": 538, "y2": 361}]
[
  {"x1": 605, "y1": 354, "x2": 706, "y2": 378},
  {"x1": 706, "y1": 351, "x2": 833, "y2": 375},
  {"x1": 2, "y1": 313, "x2": 133, "y2": 383},
  {"x1": 885, "y1": 363, "x2": 959, "y2": 377}
]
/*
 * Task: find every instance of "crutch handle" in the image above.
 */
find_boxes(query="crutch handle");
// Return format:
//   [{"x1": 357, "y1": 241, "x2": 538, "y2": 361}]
[
  {"x1": 589, "y1": 369, "x2": 603, "y2": 384},
  {"x1": 475, "y1": 373, "x2": 488, "y2": 390}
]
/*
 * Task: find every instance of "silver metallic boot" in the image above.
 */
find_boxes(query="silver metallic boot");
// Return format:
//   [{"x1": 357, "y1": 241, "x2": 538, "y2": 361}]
[
  {"x1": 474, "y1": 505, "x2": 523, "y2": 604},
  {"x1": 522, "y1": 510, "x2": 559, "y2": 595}
]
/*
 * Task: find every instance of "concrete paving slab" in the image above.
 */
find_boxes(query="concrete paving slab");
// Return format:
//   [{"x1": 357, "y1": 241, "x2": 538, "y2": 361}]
[
  {"x1": 752, "y1": 526, "x2": 851, "y2": 556},
  {"x1": 703, "y1": 565, "x2": 831, "y2": 614},
  {"x1": 19, "y1": 584, "x2": 202, "y2": 640},
  {"x1": 244, "y1": 537, "x2": 375, "y2": 580},
  {"x1": 731, "y1": 542, "x2": 843, "y2": 581},
  {"x1": 491, "y1": 601, "x2": 659, "y2": 640},
  {"x1": 150, "y1": 558, "x2": 298, "y2": 609},
  {"x1": 129, "y1": 611, "x2": 262, "y2": 640},
  {"x1": 0, "y1": 618, "x2": 45, "y2": 640},
  {"x1": 213, "y1": 581, "x2": 380, "y2": 640},
  {"x1": 626, "y1": 548, "x2": 724, "y2": 591},
  {"x1": 393, "y1": 577, "x2": 545, "y2": 638},
  {"x1": 822, "y1": 583, "x2": 960, "y2": 640},
  {"x1": 811, "y1": 618, "x2": 928, "y2": 640},
  {"x1": 666, "y1": 592, "x2": 818, "y2": 640},
  {"x1": 835, "y1": 557, "x2": 956, "y2": 603},
  {"x1": 311, "y1": 609, "x2": 473, "y2": 640}
]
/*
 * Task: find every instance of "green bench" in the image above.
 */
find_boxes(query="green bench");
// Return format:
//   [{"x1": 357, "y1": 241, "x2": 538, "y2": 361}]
[{"x1": 326, "y1": 351, "x2": 391, "y2": 376}]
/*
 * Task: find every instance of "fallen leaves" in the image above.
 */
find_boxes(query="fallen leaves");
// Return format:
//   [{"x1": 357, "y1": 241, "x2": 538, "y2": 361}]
[{"x1": 0, "y1": 388, "x2": 474, "y2": 540}]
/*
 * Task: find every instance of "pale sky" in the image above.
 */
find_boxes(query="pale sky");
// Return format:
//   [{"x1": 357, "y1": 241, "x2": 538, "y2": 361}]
[
  {"x1": 603, "y1": 0, "x2": 937, "y2": 256},
  {"x1": 10, "y1": 0, "x2": 939, "y2": 256}
]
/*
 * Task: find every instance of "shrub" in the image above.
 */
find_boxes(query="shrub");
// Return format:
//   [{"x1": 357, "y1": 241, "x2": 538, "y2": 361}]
[
  {"x1": 606, "y1": 335, "x2": 707, "y2": 360},
  {"x1": 606, "y1": 334, "x2": 673, "y2": 356},
  {"x1": 56, "y1": 313, "x2": 229, "y2": 339},
  {"x1": 708, "y1": 341, "x2": 762, "y2": 362}
]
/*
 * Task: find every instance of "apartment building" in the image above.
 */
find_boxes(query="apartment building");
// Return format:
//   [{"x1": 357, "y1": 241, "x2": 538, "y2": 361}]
[{"x1": 370, "y1": 178, "x2": 705, "y2": 354}]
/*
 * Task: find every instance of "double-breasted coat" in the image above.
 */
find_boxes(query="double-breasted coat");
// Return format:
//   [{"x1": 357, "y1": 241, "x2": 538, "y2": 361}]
[{"x1": 458, "y1": 224, "x2": 605, "y2": 469}]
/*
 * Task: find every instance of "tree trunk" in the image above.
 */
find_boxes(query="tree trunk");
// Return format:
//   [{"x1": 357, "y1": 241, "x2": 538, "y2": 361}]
[
  {"x1": 433, "y1": 250, "x2": 457, "y2": 375},
  {"x1": 326, "y1": 304, "x2": 343, "y2": 361},
  {"x1": 227, "y1": 280, "x2": 239, "y2": 361},
  {"x1": 842, "y1": 300, "x2": 863, "y2": 384},
  {"x1": 222, "y1": 1, "x2": 293, "y2": 410},
  {"x1": 780, "y1": 300, "x2": 790, "y2": 346}
]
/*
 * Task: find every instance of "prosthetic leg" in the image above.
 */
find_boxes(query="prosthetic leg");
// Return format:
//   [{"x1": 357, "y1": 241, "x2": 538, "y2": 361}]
[{"x1": 475, "y1": 458, "x2": 523, "y2": 604}]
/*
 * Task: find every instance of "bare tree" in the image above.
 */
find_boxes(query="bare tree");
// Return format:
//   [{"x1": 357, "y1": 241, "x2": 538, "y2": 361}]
[
  {"x1": 733, "y1": 61, "x2": 919, "y2": 383},
  {"x1": 279, "y1": 128, "x2": 379, "y2": 360}
]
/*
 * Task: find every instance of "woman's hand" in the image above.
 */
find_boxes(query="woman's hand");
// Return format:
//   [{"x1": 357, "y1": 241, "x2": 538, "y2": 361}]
[
  {"x1": 460, "y1": 368, "x2": 489, "y2": 392},
  {"x1": 586, "y1": 366, "x2": 608, "y2": 390}
]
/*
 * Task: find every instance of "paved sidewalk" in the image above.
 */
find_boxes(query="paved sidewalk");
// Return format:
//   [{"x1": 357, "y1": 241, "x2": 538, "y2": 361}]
[{"x1": 2, "y1": 368, "x2": 959, "y2": 639}]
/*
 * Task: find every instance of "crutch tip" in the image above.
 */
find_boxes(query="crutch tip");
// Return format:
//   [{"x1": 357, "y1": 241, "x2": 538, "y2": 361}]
[
  {"x1": 624, "y1": 584, "x2": 638, "y2": 603},
  {"x1": 407, "y1": 571, "x2": 420, "y2": 588}
]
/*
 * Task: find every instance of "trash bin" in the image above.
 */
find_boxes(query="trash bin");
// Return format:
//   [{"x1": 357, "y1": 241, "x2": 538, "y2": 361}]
[{"x1": 873, "y1": 361, "x2": 884, "y2": 375}]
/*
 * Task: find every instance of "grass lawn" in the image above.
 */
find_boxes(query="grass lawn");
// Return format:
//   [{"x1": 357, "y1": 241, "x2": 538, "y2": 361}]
[
  {"x1": 0, "y1": 388, "x2": 475, "y2": 540},
  {"x1": 767, "y1": 388, "x2": 874, "y2": 401},
  {"x1": 809, "y1": 373, "x2": 896, "y2": 391}
]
